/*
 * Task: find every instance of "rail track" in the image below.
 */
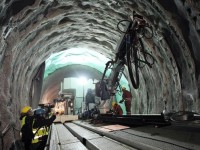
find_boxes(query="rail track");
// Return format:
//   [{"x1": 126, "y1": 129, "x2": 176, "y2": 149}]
[{"x1": 45, "y1": 120, "x2": 198, "y2": 150}]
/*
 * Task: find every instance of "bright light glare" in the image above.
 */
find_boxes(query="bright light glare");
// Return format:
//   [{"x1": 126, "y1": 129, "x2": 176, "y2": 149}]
[{"x1": 79, "y1": 76, "x2": 87, "y2": 85}]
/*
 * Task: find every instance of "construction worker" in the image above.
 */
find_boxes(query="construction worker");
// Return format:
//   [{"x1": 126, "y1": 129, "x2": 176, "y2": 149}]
[
  {"x1": 112, "y1": 102, "x2": 123, "y2": 115},
  {"x1": 85, "y1": 89, "x2": 95, "y2": 111},
  {"x1": 20, "y1": 106, "x2": 34, "y2": 150},
  {"x1": 20, "y1": 106, "x2": 56, "y2": 150},
  {"x1": 119, "y1": 87, "x2": 132, "y2": 115}
]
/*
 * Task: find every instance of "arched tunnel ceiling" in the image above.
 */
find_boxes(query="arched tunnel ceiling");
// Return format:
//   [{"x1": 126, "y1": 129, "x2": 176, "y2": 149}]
[
  {"x1": 44, "y1": 48, "x2": 110, "y2": 78},
  {"x1": 0, "y1": 0, "x2": 200, "y2": 148}
]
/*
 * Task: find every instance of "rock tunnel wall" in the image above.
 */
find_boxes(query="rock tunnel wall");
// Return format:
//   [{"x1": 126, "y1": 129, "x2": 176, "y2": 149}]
[{"x1": 0, "y1": 0, "x2": 200, "y2": 149}]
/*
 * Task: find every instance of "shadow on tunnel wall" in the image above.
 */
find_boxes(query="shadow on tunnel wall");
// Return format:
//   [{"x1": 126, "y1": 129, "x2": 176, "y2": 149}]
[{"x1": 29, "y1": 62, "x2": 45, "y2": 108}]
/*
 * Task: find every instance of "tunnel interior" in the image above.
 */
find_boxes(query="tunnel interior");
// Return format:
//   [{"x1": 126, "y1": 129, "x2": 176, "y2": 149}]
[{"x1": 0, "y1": 0, "x2": 200, "y2": 149}]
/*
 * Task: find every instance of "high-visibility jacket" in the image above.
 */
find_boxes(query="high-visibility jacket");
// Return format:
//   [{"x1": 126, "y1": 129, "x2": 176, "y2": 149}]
[
  {"x1": 21, "y1": 116, "x2": 27, "y2": 127},
  {"x1": 32, "y1": 126, "x2": 48, "y2": 143},
  {"x1": 21, "y1": 116, "x2": 34, "y2": 142},
  {"x1": 21, "y1": 116, "x2": 49, "y2": 144}
]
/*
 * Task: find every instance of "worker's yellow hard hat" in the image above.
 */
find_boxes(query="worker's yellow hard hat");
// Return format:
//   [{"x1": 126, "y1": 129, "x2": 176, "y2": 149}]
[
  {"x1": 112, "y1": 101, "x2": 117, "y2": 107},
  {"x1": 21, "y1": 106, "x2": 32, "y2": 114}
]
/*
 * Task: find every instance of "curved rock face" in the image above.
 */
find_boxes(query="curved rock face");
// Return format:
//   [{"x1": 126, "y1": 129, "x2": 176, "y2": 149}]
[{"x1": 0, "y1": 0, "x2": 200, "y2": 149}]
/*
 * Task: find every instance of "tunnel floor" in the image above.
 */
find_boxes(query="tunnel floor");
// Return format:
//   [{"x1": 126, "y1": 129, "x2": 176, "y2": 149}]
[{"x1": 46, "y1": 118, "x2": 200, "y2": 150}]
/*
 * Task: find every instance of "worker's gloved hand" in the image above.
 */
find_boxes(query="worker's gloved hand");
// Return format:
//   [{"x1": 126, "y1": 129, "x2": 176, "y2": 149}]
[{"x1": 119, "y1": 100, "x2": 124, "y2": 103}]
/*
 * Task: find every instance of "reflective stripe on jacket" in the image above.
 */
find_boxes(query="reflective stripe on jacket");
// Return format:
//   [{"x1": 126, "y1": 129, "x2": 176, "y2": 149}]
[
  {"x1": 32, "y1": 126, "x2": 48, "y2": 143},
  {"x1": 21, "y1": 116, "x2": 26, "y2": 127}
]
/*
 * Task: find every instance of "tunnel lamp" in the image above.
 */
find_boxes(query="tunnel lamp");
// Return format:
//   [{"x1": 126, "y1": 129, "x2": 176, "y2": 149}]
[{"x1": 79, "y1": 76, "x2": 87, "y2": 85}]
